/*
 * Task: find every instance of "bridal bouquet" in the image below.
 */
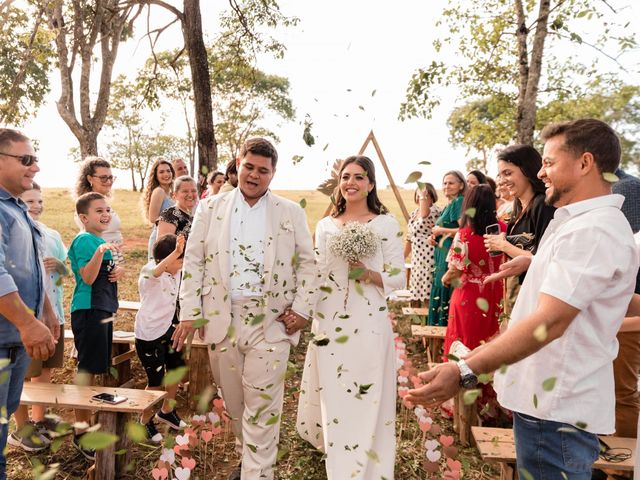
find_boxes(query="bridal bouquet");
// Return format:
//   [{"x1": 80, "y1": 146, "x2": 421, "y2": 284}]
[{"x1": 328, "y1": 221, "x2": 378, "y2": 263}]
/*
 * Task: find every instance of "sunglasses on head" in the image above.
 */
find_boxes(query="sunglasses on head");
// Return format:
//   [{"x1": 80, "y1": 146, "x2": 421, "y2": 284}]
[{"x1": 0, "y1": 152, "x2": 38, "y2": 167}]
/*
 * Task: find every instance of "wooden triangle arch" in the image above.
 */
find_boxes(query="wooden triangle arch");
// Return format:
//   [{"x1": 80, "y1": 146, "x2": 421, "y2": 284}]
[{"x1": 323, "y1": 130, "x2": 410, "y2": 221}]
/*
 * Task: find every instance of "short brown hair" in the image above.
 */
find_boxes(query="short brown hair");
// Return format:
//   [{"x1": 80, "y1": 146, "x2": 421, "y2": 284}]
[
  {"x1": 240, "y1": 138, "x2": 278, "y2": 167},
  {"x1": 540, "y1": 119, "x2": 621, "y2": 173},
  {"x1": 0, "y1": 128, "x2": 29, "y2": 150},
  {"x1": 76, "y1": 192, "x2": 105, "y2": 215}
]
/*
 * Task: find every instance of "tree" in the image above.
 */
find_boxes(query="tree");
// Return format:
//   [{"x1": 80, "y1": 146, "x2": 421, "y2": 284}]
[
  {"x1": 400, "y1": 0, "x2": 637, "y2": 145},
  {"x1": 0, "y1": 4, "x2": 54, "y2": 124},
  {"x1": 41, "y1": 0, "x2": 143, "y2": 157}
]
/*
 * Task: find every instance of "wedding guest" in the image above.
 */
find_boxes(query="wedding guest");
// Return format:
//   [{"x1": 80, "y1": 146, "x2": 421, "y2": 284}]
[
  {"x1": 466, "y1": 169, "x2": 487, "y2": 188},
  {"x1": 496, "y1": 174, "x2": 514, "y2": 222},
  {"x1": 74, "y1": 157, "x2": 124, "y2": 264},
  {"x1": 297, "y1": 155, "x2": 404, "y2": 479},
  {"x1": 0, "y1": 129, "x2": 57, "y2": 475},
  {"x1": 171, "y1": 157, "x2": 189, "y2": 178},
  {"x1": 10, "y1": 183, "x2": 67, "y2": 452},
  {"x1": 172, "y1": 138, "x2": 320, "y2": 480},
  {"x1": 442, "y1": 184, "x2": 505, "y2": 357},
  {"x1": 405, "y1": 183, "x2": 441, "y2": 306},
  {"x1": 143, "y1": 158, "x2": 175, "y2": 260},
  {"x1": 201, "y1": 171, "x2": 225, "y2": 199},
  {"x1": 611, "y1": 168, "x2": 640, "y2": 439},
  {"x1": 427, "y1": 170, "x2": 466, "y2": 326},
  {"x1": 157, "y1": 176, "x2": 198, "y2": 240},
  {"x1": 219, "y1": 158, "x2": 238, "y2": 193},
  {"x1": 483, "y1": 145, "x2": 555, "y2": 316},
  {"x1": 408, "y1": 119, "x2": 639, "y2": 479}
]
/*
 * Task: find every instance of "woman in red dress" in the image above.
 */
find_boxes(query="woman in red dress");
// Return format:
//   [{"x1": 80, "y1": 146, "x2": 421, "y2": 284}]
[{"x1": 442, "y1": 184, "x2": 506, "y2": 358}]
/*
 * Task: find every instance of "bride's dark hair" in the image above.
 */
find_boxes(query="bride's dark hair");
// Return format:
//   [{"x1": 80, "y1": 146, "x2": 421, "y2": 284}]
[{"x1": 331, "y1": 155, "x2": 388, "y2": 217}]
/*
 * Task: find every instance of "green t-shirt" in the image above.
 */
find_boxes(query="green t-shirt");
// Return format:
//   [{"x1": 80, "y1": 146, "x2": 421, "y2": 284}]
[{"x1": 69, "y1": 232, "x2": 115, "y2": 313}]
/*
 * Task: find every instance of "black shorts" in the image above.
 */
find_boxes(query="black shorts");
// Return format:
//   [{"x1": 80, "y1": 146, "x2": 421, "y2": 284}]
[
  {"x1": 71, "y1": 309, "x2": 114, "y2": 375},
  {"x1": 135, "y1": 324, "x2": 185, "y2": 387}
]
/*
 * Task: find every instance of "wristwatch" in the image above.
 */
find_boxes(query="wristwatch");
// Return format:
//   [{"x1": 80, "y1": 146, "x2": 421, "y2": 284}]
[{"x1": 456, "y1": 359, "x2": 478, "y2": 389}]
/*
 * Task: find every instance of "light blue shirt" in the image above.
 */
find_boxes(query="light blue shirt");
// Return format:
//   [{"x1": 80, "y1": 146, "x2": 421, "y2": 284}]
[{"x1": 0, "y1": 187, "x2": 44, "y2": 346}]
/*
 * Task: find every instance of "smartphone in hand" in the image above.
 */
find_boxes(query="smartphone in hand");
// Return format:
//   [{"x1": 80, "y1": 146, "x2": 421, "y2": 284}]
[{"x1": 485, "y1": 223, "x2": 502, "y2": 257}]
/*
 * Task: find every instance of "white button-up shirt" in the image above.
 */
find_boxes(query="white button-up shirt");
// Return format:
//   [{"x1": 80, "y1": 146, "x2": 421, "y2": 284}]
[
  {"x1": 229, "y1": 191, "x2": 269, "y2": 300},
  {"x1": 494, "y1": 194, "x2": 638, "y2": 434}
]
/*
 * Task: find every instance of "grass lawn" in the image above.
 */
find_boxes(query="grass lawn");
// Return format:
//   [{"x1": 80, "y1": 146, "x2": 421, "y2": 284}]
[{"x1": 6, "y1": 188, "x2": 495, "y2": 479}]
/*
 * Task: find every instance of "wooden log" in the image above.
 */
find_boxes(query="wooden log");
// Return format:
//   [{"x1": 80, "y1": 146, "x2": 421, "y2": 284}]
[
  {"x1": 188, "y1": 346, "x2": 212, "y2": 410},
  {"x1": 95, "y1": 411, "x2": 117, "y2": 480},
  {"x1": 455, "y1": 389, "x2": 478, "y2": 447}
]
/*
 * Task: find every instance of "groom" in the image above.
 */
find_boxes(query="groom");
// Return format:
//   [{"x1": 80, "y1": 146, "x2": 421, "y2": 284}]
[{"x1": 172, "y1": 137, "x2": 320, "y2": 479}]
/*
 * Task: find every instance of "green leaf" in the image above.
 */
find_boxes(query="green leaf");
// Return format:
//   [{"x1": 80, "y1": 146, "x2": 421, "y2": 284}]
[
  {"x1": 465, "y1": 207, "x2": 476, "y2": 218},
  {"x1": 463, "y1": 389, "x2": 481, "y2": 405},
  {"x1": 418, "y1": 160, "x2": 431, "y2": 165},
  {"x1": 335, "y1": 335, "x2": 349, "y2": 344},
  {"x1": 126, "y1": 421, "x2": 146, "y2": 443},
  {"x1": 249, "y1": 313, "x2": 266, "y2": 326},
  {"x1": 575, "y1": 421, "x2": 588, "y2": 429},
  {"x1": 292, "y1": 155, "x2": 304, "y2": 165},
  {"x1": 365, "y1": 449, "x2": 380, "y2": 462},
  {"x1": 476, "y1": 297, "x2": 489, "y2": 312},
  {"x1": 603, "y1": 172, "x2": 619, "y2": 183},
  {"x1": 354, "y1": 281, "x2": 364, "y2": 296},
  {"x1": 299, "y1": 198, "x2": 307, "y2": 208},
  {"x1": 533, "y1": 393, "x2": 538, "y2": 408},
  {"x1": 348, "y1": 267, "x2": 366, "y2": 280},
  {"x1": 162, "y1": 366, "x2": 189, "y2": 386},
  {"x1": 319, "y1": 286, "x2": 333, "y2": 294},
  {"x1": 192, "y1": 317, "x2": 209, "y2": 328},
  {"x1": 404, "y1": 171, "x2": 422, "y2": 183},
  {"x1": 542, "y1": 377, "x2": 557, "y2": 392},
  {"x1": 79, "y1": 431, "x2": 118, "y2": 450},
  {"x1": 265, "y1": 414, "x2": 280, "y2": 426},
  {"x1": 519, "y1": 468, "x2": 535, "y2": 480},
  {"x1": 259, "y1": 393, "x2": 273, "y2": 401}
]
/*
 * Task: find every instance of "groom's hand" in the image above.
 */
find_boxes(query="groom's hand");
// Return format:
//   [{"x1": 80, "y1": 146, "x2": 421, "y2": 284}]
[
  {"x1": 172, "y1": 320, "x2": 195, "y2": 351},
  {"x1": 277, "y1": 309, "x2": 307, "y2": 335}
]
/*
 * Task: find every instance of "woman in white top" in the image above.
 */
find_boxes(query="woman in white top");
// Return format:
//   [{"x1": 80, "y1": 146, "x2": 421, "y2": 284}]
[
  {"x1": 74, "y1": 157, "x2": 124, "y2": 263},
  {"x1": 297, "y1": 155, "x2": 405, "y2": 479}
]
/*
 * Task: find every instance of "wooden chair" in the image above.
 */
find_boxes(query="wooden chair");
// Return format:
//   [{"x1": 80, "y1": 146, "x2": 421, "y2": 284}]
[
  {"x1": 20, "y1": 382, "x2": 166, "y2": 480},
  {"x1": 410, "y1": 324, "x2": 446, "y2": 363}
]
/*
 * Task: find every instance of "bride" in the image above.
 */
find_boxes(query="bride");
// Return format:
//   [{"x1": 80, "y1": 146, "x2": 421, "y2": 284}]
[{"x1": 296, "y1": 155, "x2": 405, "y2": 479}]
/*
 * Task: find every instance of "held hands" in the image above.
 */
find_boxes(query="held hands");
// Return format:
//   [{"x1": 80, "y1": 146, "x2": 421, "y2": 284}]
[
  {"x1": 483, "y1": 233, "x2": 506, "y2": 253},
  {"x1": 405, "y1": 363, "x2": 461, "y2": 408},
  {"x1": 277, "y1": 308, "x2": 306, "y2": 335}
]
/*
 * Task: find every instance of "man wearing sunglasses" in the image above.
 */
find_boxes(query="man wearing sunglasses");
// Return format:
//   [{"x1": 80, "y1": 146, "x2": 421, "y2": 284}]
[{"x1": 0, "y1": 128, "x2": 57, "y2": 478}]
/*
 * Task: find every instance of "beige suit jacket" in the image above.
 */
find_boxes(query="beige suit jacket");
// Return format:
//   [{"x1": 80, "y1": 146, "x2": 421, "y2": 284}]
[{"x1": 179, "y1": 189, "x2": 320, "y2": 346}]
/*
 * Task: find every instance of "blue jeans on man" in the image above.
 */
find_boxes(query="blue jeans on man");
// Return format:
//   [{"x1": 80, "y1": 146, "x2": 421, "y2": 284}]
[
  {"x1": 514, "y1": 411, "x2": 600, "y2": 479},
  {"x1": 0, "y1": 346, "x2": 31, "y2": 480}
]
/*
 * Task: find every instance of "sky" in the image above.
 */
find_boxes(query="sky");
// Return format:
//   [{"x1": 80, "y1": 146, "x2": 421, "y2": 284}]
[{"x1": 18, "y1": 0, "x2": 640, "y2": 191}]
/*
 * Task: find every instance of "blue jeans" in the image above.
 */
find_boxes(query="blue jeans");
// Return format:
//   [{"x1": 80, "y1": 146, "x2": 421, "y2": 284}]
[
  {"x1": 0, "y1": 346, "x2": 30, "y2": 480},
  {"x1": 513, "y1": 411, "x2": 600, "y2": 479}
]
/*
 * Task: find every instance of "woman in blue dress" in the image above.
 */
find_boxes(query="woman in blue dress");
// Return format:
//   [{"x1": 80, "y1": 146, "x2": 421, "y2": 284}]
[{"x1": 427, "y1": 170, "x2": 466, "y2": 326}]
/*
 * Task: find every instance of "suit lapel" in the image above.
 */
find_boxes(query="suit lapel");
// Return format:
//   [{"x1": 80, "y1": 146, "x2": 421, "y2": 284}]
[
  {"x1": 217, "y1": 189, "x2": 238, "y2": 289},
  {"x1": 263, "y1": 193, "x2": 282, "y2": 293}
]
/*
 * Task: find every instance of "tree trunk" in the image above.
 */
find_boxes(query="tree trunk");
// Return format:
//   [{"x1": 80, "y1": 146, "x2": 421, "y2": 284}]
[
  {"x1": 130, "y1": 165, "x2": 137, "y2": 191},
  {"x1": 182, "y1": 0, "x2": 218, "y2": 180},
  {"x1": 516, "y1": 0, "x2": 551, "y2": 145}
]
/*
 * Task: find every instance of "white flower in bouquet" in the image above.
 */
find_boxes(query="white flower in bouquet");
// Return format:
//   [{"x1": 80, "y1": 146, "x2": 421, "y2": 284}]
[{"x1": 328, "y1": 221, "x2": 379, "y2": 263}]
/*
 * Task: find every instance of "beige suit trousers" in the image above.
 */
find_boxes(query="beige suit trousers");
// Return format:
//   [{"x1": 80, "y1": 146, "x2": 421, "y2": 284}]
[{"x1": 208, "y1": 298, "x2": 290, "y2": 480}]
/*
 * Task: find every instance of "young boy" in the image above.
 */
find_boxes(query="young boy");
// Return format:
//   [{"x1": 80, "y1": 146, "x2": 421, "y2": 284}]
[
  {"x1": 9, "y1": 182, "x2": 67, "y2": 452},
  {"x1": 135, "y1": 233, "x2": 187, "y2": 442},
  {"x1": 68, "y1": 192, "x2": 124, "y2": 460}
]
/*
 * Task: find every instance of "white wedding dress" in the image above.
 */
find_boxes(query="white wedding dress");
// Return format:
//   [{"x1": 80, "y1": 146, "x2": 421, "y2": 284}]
[{"x1": 297, "y1": 214, "x2": 405, "y2": 479}]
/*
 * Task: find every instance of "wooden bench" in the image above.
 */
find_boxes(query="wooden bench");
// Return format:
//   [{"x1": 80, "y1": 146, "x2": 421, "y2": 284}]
[
  {"x1": 64, "y1": 330, "x2": 212, "y2": 409},
  {"x1": 20, "y1": 382, "x2": 166, "y2": 480},
  {"x1": 410, "y1": 324, "x2": 446, "y2": 364},
  {"x1": 472, "y1": 426, "x2": 636, "y2": 479},
  {"x1": 117, "y1": 300, "x2": 141, "y2": 314}
]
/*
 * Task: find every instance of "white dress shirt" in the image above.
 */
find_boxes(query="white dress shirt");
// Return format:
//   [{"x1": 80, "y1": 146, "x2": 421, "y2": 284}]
[
  {"x1": 229, "y1": 191, "x2": 269, "y2": 300},
  {"x1": 494, "y1": 194, "x2": 638, "y2": 434}
]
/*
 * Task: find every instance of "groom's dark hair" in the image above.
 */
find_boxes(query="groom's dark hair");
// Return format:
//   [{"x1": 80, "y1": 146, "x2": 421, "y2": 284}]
[{"x1": 240, "y1": 137, "x2": 278, "y2": 168}]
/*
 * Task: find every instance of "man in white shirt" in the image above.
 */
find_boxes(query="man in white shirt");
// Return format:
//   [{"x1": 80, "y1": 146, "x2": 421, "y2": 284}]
[
  {"x1": 172, "y1": 138, "x2": 320, "y2": 480},
  {"x1": 406, "y1": 119, "x2": 639, "y2": 478}
]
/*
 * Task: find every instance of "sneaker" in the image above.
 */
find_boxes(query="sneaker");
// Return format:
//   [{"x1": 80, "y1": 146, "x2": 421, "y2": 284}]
[
  {"x1": 144, "y1": 419, "x2": 163, "y2": 444},
  {"x1": 73, "y1": 433, "x2": 96, "y2": 461},
  {"x1": 35, "y1": 414, "x2": 67, "y2": 440},
  {"x1": 155, "y1": 409, "x2": 187, "y2": 430},
  {"x1": 7, "y1": 422, "x2": 50, "y2": 452}
]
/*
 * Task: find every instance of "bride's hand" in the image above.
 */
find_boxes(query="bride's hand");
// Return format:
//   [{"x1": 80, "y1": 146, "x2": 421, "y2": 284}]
[{"x1": 348, "y1": 261, "x2": 370, "y2": 281}]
